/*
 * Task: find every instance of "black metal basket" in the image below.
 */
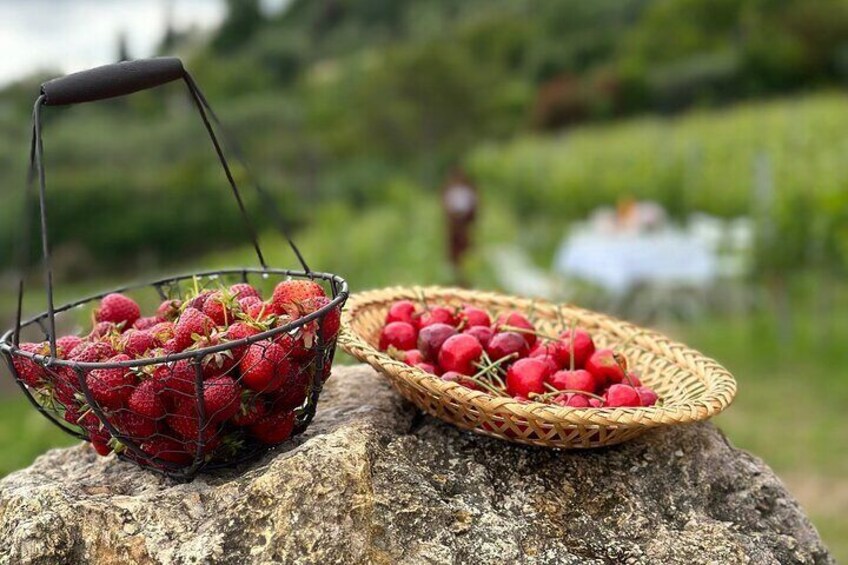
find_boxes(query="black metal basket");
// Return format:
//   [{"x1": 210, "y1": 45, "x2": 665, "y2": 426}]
[{"x1": 0, "y1": 58, "x2": 349, "y2": 480}]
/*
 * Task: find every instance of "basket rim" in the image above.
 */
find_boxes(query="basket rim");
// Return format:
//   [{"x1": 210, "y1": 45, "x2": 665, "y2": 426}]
[
  {"x1": 339, "y1": 286, "x2": 737, "y2": 429},
  {"x1": 0, "y1": 267, "x2": 348, "y2": 370}
]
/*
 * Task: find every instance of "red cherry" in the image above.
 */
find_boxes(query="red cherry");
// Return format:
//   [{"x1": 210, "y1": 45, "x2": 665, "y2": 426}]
[
  {"x1": 554, "y1": 393, "x2": 590, "y2": 408},
  {"x1": 558, "y1": 329, "x2": 596, "y2": 369},
  {"x1": 403, "y1": 349, "x2": 425, "y2": 365},
  {"x1": 417, "y1": 323, "x2": 458, "y2": 362},
  {"x1": 495, "y1": 311, "x2": 536, "y2": 348},
  {"x1": 605, "y1": 384, "x2": 642, "y2": 407},
  {"x1": 627, "y1": 372, "x2": 642, "y2": 387},
  {"x1": 547, "y1": 369, "x2": 597, "y2": 394},
  {"x1": 386, "y1": 300, "x2": 420, "y2": 328},
  {"x1": 420, "y1": 306, "x2": 458, "y2": 328},
  {"x1": 379, "y1": 322, "x2": 418, "y2": 351},
  {"x1": 530, "y1": 341, "x2": 569, "y2": 369},
  {"x1": 588, "y1": 398, "x2": 603, "y2": 407},
  {"x1": 464, "y1": 326, "x2": 494, "y2": 349},
  {"x1": 441, "y1": 371, "x2": 480, "y2": 391},
  {"x1": 486, "y1": 331, "x2": 528, "y2": 362},
  {"x1": 585, "y1": 349, "x2": 625, "y2": 388},
  {"x1": 636, "y1": 386, "x2": 658, "y2": 406},
  {"x1": 437, "y1": 334, "x2": 483, "y2": 375},
  {"x1": 414, "y1": 362, "x2": 437, "y2": 374},
  {"x1": 505, "y1": 358, "x2": 551, "y2": 399},
  {"x1": 459, "y1": 305, "x2": 491, "y2": 328}
]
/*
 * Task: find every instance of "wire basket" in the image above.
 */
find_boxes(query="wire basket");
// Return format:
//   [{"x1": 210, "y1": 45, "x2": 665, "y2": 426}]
[
  {"x1": 339, "y1": 287, "x2": 736, "y2": 448},
  {"x1": 0, "y1": 58, "x2": 348, "y2": 479}
]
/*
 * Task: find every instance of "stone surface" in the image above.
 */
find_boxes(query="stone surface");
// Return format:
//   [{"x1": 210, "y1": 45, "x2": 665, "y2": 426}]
[{"x1": 0, "y1": 364, "x2": 834, "y2": 565}]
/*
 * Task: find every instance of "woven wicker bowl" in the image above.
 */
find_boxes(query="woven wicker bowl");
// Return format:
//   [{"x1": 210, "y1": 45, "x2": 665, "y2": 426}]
[{"x1": 339, "y1": 286, "x2": 737, "y2": 448}]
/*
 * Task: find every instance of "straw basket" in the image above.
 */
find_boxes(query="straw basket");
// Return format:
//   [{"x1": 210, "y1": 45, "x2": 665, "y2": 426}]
[{"x1": 340, "y1": 287, "x2": 736, "y2": 448}]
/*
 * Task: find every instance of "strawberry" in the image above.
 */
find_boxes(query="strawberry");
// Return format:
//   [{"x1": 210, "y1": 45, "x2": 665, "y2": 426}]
[
  {"x1": 156, "y1": 299, "x2": 182, "y2": 321},
  {"x1": 240, "y1": 340, "x2": 290, "y2": 392},
  {"x1": 95, "y1": 293, "x2": 140, "y2": 328},
  {"x1": 56, "y1": 335, "x2": 83, "y2": 358},
  {"x1": 225, "y1": 321, "x2": 260, "y2": 360},
  {"x1": 166, "y1": 399, "x2": 202, "y2": 440},
  {"x1": 268, "y1": 366, "x2": 310, "y2": 412},
  {"x1": 72, "y1": 341, "x2": 117, "y2": 363},
  {"x1": 244, "y1": 300, "x2": 276, "y2": 323},
  {"x1": 203, "y1": 375, "x2": 241, "y2": 422},
  {"x1": 89, "y1": 321, "x2": 121, "y2": 340},
  {"x1": 233, "y1": 395, "x2": 267, "y2": 427},
  {"x1": 85, "y1": 354, "x2": 136, "y2": 410},
  {"x1": 140, "y1": 437, "x2": 193, "y2": 465},
  {"x1": 271, "y1": 280, "x2": 325, "y2": 315},
  {"x1": 173, "y1": 308, "x2": 215, "y2": 351},
  {"x1": 185, "y1": 290, "x2": 214, "y2": 311},
  {"x1": 250, "y1": 411, "x2": 295, "y2": 445},
  {"x1": 91, "y1": 437, "x2": 113, "y2": 457},
  {"x1": 202, "y1": 291, "x2": 234, "y2": 327},
  {"x1": 116, "y1": 410, "x2": 158, "y2": 439},
  {"x1": 148, "y1": 321, "x2": 175, "y2": 346},
  {"x1": 12, "y1": 342, "x2": 49, "y2": 387},
  {"x1": 121, "y1": 330, "x2": 157, "y2": 358},
  {"x1": 128, "y1": 379, "x2": 166, "y2": 420},
  {"x1": 132, "y1": 316, "x2": 162, "y2": 331},
  {"x1": 301, "y1": 296, "x2": 340, "y2": 341},
  {"x1": 230, "y1": 283, "x2": 260, "y2": 301},
  {"x1": 152, "y1": 359, "x2": 198, "y2": 398}
]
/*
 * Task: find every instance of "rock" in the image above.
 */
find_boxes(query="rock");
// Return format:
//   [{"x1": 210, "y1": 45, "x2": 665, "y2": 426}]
[{"x1": 0, "y1": 365, "x2": 834, "y2": 565}]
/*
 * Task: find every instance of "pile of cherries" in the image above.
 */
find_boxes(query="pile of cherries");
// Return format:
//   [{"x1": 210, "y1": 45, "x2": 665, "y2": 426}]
[{"x1": 378, "y1": 300, "x2": 659, "y2": 408}]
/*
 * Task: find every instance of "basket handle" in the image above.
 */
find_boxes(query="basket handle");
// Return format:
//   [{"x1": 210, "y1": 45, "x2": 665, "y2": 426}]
[
  {"x1": 40, "y1": 58, "x2": 185, "y2": 106},
  {"x1": 14, "y1": 58, "x2": 311, "y2": 354}
]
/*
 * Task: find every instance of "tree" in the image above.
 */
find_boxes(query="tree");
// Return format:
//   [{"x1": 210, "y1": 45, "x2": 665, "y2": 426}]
[{"x1": 213, "y1": 0, "x2": 265, "y2": 53}]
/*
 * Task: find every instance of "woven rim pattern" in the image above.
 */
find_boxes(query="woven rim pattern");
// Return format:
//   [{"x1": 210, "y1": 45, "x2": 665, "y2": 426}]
[{"x1": 339, "y1": 286, "x2": 737, "y2": 448}]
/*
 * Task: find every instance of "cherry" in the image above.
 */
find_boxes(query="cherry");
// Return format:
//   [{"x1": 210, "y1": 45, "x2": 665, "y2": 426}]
[
  {"x1": 558, "y1": 329, "x2": 596, "y2": 369},
  {"x1": 420, "y1": 306, "x2": 458, "y2": 328},
  {"x1": 459, "y1": 305, "x2": 491, "y2": 328},
  {"x1": 585, "y1": 349, "x2": 625, "y2": 388},
  {"x1": 505, "y1": 358, "x2": 551, "y2": 399},
  {"x1": 464, "y1": 326, "x2": 494, "y2": 349},
  {"x1": 627, "y1": 372, "x2": 642, "y2": 387},
  {"x1": 530, "y1": 341, "x2": 569, "y2": 369},
  {"x1": 636, "y1": 386, "x2": 658, "y2": 406},
  {"x1": 379, "y1": 321, "x2": 418, "y2": 351},
  {"x1": 386, "y1": 300, "x2": 420, "y2": 328},
  {"x1": 605, "y1": 384, "x2": 642, "y2": 407},
  {"x1": 547, "y1": 369, "x2": 597, "y2": 394},
  {"x1": 403, "y1": 350, "x2": 425, "y2": 365},
  {"x1": 417, "y1": 323, "x2": 458, "y2": 362},
  {"x1": 441, "y1": 371, "x2": 480, "y2": 391},
  {"x1": 554, "y1": 393, "x2": 590, "y2": 408},
  {"x1": 588, "y1": 398, "x2": 603, "y2": 408},
  {"x1": 438, "y1": 334, "x2": 483, "y2": 375},
  {"x1": 415, "y1": 362, "x2": 437, "y2": 374},
  {"x1": 534, "y1": 354, "x2": 558, "y2": 375},
  {"x1": 495, "y1": 311, "x2": 536, "y2": 348},
  {"x1": 486, "y1": 331, "x2": 529, "y2": 362}
]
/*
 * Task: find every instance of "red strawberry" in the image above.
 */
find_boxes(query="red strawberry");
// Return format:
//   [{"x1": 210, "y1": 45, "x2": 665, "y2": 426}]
[
  {"x1": 121, "y1": 330, "x2": 157, "y2": 358},
  {"x1": 240, "y1": 340, "x2": 290, "y2": 392},
  {"x1": 174, "y1": 308, "x2": 215, "y2": 351},
  {"x1": 250, "y1": 411, "x2": 296, "y2": 445},
  {"x1": 385, "y1": 300, "x2": 420, "y2": 328},
  {"x1": 56, "y1": 335, "x2": 83, "y2": 358},
  {"x1": 495, "y1": 312, "x2": 536, "y2": 348},
  {"x1": 225, "y1": 322, "x2": 260, "y2": 360},
  {"x1": 72, "y1": 341, "x2": 117, "y2": 363},
  {"x1": 438, "y1": 334, "x2": 483, "y2": 375},
  {"x1": 132, "y1": 316, "x2": 162, "y2": 331},
  {"x1": 12, "y1": 342, "x2": 49, "y2": 387},
  {"x1": 89, "y1": 321, "x2": 120, "y2": 339},
  {"x1": 230, "y1": 283, "x2": 260, "y2": 300},
  {"x1": 91, "y1": 437, "x2": 113, "y2": 457},
  {"x1": 301, "y1": 296, "x2": 341, "y2": 341},
  {"x1": 203, "y1": 291, "x2": 234, "y2": 326},
  {"x1": 95, "y1": 293, "x2": 140, "y2": 328},
  {"x1": 244, "y1": 300, "x2": 276, "y2": 323},
  {"x1": 203, "y1": 375, "x2": 241, "y2": 422},
  {"x1": 166, "y1": 399, "x2": 202, "y2": 440},
  {"x1": 271, "y1": 280, "x2": 325, "y2": 314},
  {"x1": 116, "y1": 410, "x2": 158, "y2": 439},
  {"x1": 379, "y1": 322, "x2": 418, "y2": 352},
  {"x1": 149, "y1": 321, "x2": 175, "y2": 346},
  {"x1": 156, "y1": 299, "x2": 182, "y2": 321},
  {"x1": 185, "y1": 290, "x2": 214, "y2": 311},
  {"x1": 85, "y1": 354, "x2": 136, "y2": 410},
  {"x1": 268, "y1": 366, "x2": 310, "y2": 412},
  {"x1": 152, "y1": 359, "x2": 198, "y2": 398},
  {"x1": 233, "y1": 395, "x2": 267, "y2": 427},
  {"x1": 128, "y1": 379, "x2": 166, "y2": 420},
  {"x1": 140, "y1": 437, "x2": 193, "y2": 465}
]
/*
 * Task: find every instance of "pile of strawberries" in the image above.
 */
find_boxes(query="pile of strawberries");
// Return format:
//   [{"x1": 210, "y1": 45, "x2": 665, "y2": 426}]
[
  {"x1": 12, "y1": 279, "x2": 340, "y2": 467},
  {"x1": 378, "y1": 300, "x2": 659, "y2": 408}
]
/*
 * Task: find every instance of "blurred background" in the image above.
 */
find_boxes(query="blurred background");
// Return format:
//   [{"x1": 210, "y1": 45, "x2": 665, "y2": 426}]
[{"x1": 0, "y1": 0, "x2": 846, "y2": 557}]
